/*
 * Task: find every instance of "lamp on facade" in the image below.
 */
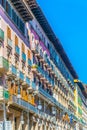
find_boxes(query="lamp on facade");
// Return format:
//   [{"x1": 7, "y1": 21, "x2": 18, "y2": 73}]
[{"x1": 37, "y1": 99, "x2": 42, "y2": 110}]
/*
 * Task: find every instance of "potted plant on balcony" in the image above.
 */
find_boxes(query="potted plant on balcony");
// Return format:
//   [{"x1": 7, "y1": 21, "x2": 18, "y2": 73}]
[{"x1": 32, "y1": 64, "x2": 38, "y2": 69}]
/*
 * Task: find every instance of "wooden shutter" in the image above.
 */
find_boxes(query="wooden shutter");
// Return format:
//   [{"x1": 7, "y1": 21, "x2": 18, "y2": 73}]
[
  {"x1": 28, "y1": 50, "x2": 31, "y2": 59},
  {"x1": 7, "y1": 26, "x2": 11, "y2": 39},
  {"x1": 15, "y1": 35, "x2": 18, "y2": 46},
  {"x1": 22, "y1": 43, "x2": 25, "y2": 52}
]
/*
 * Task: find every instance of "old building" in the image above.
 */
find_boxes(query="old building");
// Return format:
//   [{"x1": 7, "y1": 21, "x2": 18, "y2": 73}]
[{"x1": 0, "y1": 0, "x2": 86, "y2": 130}]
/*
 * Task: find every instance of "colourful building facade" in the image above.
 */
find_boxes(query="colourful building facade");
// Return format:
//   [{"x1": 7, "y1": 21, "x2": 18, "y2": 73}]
[
  {"x1": 74, "y1": 80, "x2": 87, "y2": 130},
  {"x1": 0, "y1": 0, "x2": 87, "y2": 130}
]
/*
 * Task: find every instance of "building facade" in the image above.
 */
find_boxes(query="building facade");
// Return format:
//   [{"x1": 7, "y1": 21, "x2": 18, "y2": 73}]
[
  {"x1": 0, "y1": 0, "x2": 87, "y2": 130},
  {"x1": 74, "y1": 80, "x2": 87, "y2": 130}
]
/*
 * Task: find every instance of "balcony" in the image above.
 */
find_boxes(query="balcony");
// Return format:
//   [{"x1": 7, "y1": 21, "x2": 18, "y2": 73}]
[
  {"x1": 0, "y1": 56, "x2": 9, "y2": 72},
  {"x1": 0, "y1": 28, "x2": 4, "y2": 41},
  {"x1": 9, "y1": 0, "x2": 33, "y2": 21},
  {"x1": 72, "y1": 114, "x2": 78, "y2": 122},
  {"x1": 38, "y1": 67, "x2": 54, "y2": 86},
  {"x1": 7, "y1": 65, "x2": 17, "y2": 77},
  {"x1": 30, "y1": 82, "x2": 71, "y2": 115},
  {"x1": 7, "y1": 38, "x2": 12, "y2": 48},
  {"x1": 39, "y1": 87, "x2": 54, "y2": 103},
  {"x1": 15, "y1": 46, "x2": 20, "y2": 55},
  {"x1": 38, "y1": 87, "x2": 65, "y2": 110},
  {"x1": 69, "y1": 100, "x2": 77, "y2": 110},
  {"x1": 11, "y1": 95, "x2": 38, "y2": 114},
  {"x1": 22, "y1": 52, "x2": 26, "y2": 62}
]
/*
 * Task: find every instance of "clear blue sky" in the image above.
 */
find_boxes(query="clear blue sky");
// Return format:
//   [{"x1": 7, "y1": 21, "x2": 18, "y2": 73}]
[{"x1": 37, "y1": 0, "x2": 87, "y2": 83}]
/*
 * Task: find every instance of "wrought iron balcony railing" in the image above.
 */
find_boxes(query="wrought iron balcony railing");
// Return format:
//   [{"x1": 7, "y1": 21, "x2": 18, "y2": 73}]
[{"x1": 12, "y1": 95, "x2": 38, "y2": 114}]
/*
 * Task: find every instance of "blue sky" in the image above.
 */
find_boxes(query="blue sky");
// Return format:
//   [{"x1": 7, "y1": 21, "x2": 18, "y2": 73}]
[{"x1": 37, "y1": 0, "x2": 87, "y2": 83}]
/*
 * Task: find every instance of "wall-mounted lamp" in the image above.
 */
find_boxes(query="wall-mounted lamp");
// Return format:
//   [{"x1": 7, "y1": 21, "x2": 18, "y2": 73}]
[{"x1": 37, "y1": 99, "x2": 42, "y2": 110}]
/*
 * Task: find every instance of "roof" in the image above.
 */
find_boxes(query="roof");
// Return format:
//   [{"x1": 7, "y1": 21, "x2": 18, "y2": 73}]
[
  {"x1": 9, "y1": 0, "x2": 33, "y2": 21},
  {"x1": 27, "y1": 0, "x2": 78, "y2": 79},
  {"x1": 74, "y1": 80, "x2": 87, "y2": 98}
]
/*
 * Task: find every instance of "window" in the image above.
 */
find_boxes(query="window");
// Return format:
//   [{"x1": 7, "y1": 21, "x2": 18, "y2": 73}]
[
  {"x1": 28, "y1": 50, "x2": 31, "y2": 59},
  {"x1": 12, "y1": 9, "x2": 17, "y2": 24},
  {"x1": 20, "y1": 20, "x2": 25, "y2": 34},
  {"x1": 0, "y1": 0, "x2": 5, "y2": 8},
  {"x1": 16, "y1": 16, "x2": 19, "y2": 27},
  {"x1": 7, "y1": 26, "x2": 11, "y2": 39},
  {"x1": 15, "y1": 35, "x2": 18, "y2": 46},
  {"x1": 6, "y1": 1, "x2": 11, "y2": 17},
  {"x1": 1, "y1": 0, "x2": 26, "y2": 36},
  {"x1": 22, "y1": 43, "x2": 25, "y2": 52}
]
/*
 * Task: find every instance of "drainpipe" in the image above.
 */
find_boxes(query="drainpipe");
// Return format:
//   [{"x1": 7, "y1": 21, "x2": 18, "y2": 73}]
[{"x1": 3, "y1": 100, "x2": 6, "y2": 130}]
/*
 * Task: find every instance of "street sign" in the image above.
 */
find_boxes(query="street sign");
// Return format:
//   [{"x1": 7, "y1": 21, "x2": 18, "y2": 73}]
[
  {"x1": 4, "y1": 121, "x2": 12, "y2": 130},
  {"x1": 0, "y1": 121, "x2": 3, "y2": 130}
]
